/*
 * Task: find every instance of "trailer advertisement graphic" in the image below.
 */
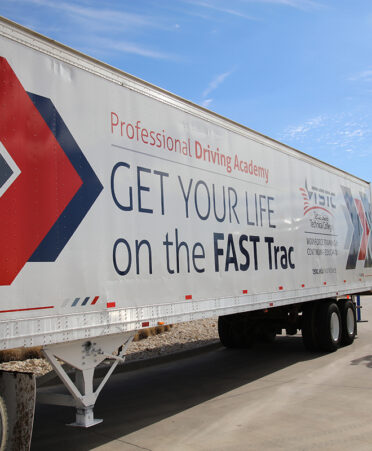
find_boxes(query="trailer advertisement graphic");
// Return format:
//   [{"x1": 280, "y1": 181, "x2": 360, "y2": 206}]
[
  {"x1": 0, "y1": 51, "x2": 370, "y2": 297},
  {"x1": 300, "y1": 178, "x2": 371, "y2": 271},
  {"x1": 342, "y1": 186, "x2": 371, "y2": 269},
  {"x1": 0, "y1": 57, "x2": 103, "y2": 285}
]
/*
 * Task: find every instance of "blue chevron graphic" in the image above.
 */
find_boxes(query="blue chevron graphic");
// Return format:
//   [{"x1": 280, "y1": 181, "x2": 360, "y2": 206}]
[
  {"x1": 27, "y1": 93, "x2": 103, "y2": 262},
  {"x1": 0, "y1": 153, "x2": 13, "y2": 189},
  {"x1": 360, "y1": 192, "x2": 372, "y2": 268},
  {"x1": 342, "y1": 186, "x2": 362, "y2": 270},
  {"x1": 342, "y1": 205, "x2": 353, "y2": 251}
]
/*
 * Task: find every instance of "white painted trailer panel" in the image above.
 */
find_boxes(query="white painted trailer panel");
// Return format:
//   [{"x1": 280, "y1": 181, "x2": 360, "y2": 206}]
[{"x1": 0, "y1": 17, "x2": 371, "y2": 349}]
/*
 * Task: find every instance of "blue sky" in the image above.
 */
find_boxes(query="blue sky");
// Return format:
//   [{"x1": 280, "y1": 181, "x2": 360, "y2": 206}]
[{"x1": 1, "y1": 0, "x2": 372, "y2": 182}]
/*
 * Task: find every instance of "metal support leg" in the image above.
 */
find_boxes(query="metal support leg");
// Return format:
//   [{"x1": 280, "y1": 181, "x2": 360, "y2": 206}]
[
  {"x1": 356, "y1": 295, "x2": 361, "y2": 322},
  {"x1": 40, "y1": 331, "x2": 134, "y2": 427}
]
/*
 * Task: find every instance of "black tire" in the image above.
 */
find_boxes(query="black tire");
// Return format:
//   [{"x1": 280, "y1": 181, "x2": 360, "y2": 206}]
[
  {"x1": 218, "y1": 315, "x2": 239, "y2": 348},
  {"x1": 0, "y1": 395, "x2": 8, "y2": 451},
  {"x1": 257, "y1": 327, "x2": 277, "y2": 343},
  {"x1": 316, "y1": 301, "x2": 342, "y2": 352},
  {"x1": 339, "y1": 299, "x2": 357, "y2": 346},
  {"x1": 302, "y1": 302, "x2": 319, "y2": 351},
  {"x1": 218, "y1": 314, "x2": 256, "y2": 348}
]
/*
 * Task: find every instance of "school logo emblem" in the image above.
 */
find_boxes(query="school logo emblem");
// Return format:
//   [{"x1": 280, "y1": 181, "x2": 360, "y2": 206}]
[{"x1": 299, "y1": 179, "x2": 336, "y2": 216}]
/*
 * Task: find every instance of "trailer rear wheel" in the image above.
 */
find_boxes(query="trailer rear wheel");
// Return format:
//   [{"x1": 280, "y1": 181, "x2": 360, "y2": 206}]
[
  {"x1": 218, "y1": 314, "x2": 256, "y2": 348},
  {"x1": 0, "y1": 395, "x2": 8, "y2": 451},
  {"x1": 218, "y1": 315, "x2": 239, "y2": 348},
  {"x1": 316, "y1": 301, "x2": 342, "y2": 352},
  {"x1": 302, "y1": 302, "x2": 319, "y2": 351},
  {"x1": 339, "y1": 299, "x2": 357, "y2": 346},
  {"x1": 257, "y1": 328, "x2": 276, "y2": 343}
]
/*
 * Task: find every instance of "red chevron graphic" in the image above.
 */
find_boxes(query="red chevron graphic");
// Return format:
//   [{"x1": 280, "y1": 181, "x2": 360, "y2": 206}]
[
  {"x1": 0, "y1": 58, "x2": 82, "y2": 285},
  {"x1": 355, "y1": 198, "x2": 370, "y2": 261}
]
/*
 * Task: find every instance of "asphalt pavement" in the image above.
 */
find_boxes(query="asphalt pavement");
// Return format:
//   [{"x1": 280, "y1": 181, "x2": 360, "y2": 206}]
[{"x1": 32, "y1": 295, "x2": 372, "y2": 450}]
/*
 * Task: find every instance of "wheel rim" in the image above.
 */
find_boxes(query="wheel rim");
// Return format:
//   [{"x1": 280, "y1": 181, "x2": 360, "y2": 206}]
[
  {"x1": 346, "y1": 307, "x2": 355, "y2": 336},
  {"x1": 330, "y1": 311, "x2": 340, "y2": 342}
]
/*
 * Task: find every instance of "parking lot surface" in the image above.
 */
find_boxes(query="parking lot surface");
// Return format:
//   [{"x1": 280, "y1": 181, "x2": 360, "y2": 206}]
[{"x1": 32, "y1": 295, "x2": 372, "y2": 450}]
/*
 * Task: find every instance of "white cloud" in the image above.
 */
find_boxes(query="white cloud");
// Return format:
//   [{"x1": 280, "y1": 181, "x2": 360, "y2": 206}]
[
  {"x1": 202, "y1": 69, "x2": 235, "y2": 98},
  {"x1": 284, "y1": 115, "x2": 326, "y2": 138},
  {"x1": 199, "y1": 68, "x2": 235, "y2": 108},
  {"x1": 9, "y1": 0, "x2": 156, "y2": 28},
  {"x1": 246, "y1": 0, "x2": 323, "y2": 9},
  {"x1": 282, "y1": 113, "x2": 371, "y2": 160},
  {"x1": 340, "y1": 128, "x2": 365, "y2": 138},
  {"x1": 349, "y1": 69, "x2": 372, "y2": 82},
  {"x1": 95, "y1": 38, "x2": 174, "y2": 60},
  {"x1": 5, "y1": 0, "x2": 175, "y2": 60},
  {"x1": 183, "y1": 0, "x2": 321, "y2": 16},
  {"x1": 201, "y1": 98, "x2": 213, "y2": 108},
  {"x1": 183, "y1": 0, "x2": 257, "y2": 19}
]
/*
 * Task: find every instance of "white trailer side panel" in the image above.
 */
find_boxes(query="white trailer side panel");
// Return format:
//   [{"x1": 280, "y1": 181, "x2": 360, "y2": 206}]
[{"x1": 0, "y1": 17, "x2": 371, "y2": 349}]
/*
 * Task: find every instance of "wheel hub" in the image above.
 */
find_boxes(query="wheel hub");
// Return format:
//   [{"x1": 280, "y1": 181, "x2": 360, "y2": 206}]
[
  {"x1": 330, "y1": 311, "x2": 340, "y2": 342},
  {"x1": 346, "y1": 307, "x2": 355, "y2": 335}
]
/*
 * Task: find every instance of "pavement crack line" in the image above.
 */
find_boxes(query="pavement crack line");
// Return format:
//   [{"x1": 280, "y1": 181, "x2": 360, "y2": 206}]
[
  {"x1": 262, "y1": 377, "x2": 372, "y2": 391},
  {"x1": 90, "y1": 430, "x2": 153, "y2": 451},
  {"x1": 116, "y1": 439, "x2": 153, "y2": 451},
  {"x1": 221, "y1": 380, "x2": 289, "y2": 401}
]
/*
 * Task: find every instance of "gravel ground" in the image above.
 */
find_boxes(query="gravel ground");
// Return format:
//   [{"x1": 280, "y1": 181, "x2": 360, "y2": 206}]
[{"x1": 0, "y1": 318, "x2": 219, "y2": 376}]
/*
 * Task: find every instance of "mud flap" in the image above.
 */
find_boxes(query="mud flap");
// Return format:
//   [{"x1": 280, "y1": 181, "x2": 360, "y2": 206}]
[{"x1": 0, "y1": 371, "x2": 36, "y2": 451}]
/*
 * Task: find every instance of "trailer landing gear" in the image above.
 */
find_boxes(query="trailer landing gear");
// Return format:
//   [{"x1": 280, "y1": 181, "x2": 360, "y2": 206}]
[{"x1": 38, "y1": 331, "x2": 134, "y2": 427}]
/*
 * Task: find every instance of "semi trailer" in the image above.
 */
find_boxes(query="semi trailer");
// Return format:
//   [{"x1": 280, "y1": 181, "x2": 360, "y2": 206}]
[{"x1": 0, "y1": 15, "x2": 371, "y2": 449}]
